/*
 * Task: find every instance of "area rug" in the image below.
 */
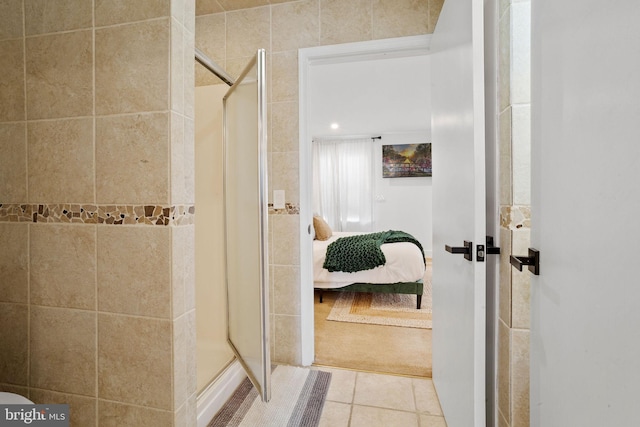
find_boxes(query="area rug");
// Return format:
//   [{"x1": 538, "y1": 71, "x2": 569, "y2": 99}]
[
  {"x1": 208, "y1": 365, "x2": 331, "y2": 427},
  {"x1": 326, "y1": 287, "x2": 432, "y2": 329}
]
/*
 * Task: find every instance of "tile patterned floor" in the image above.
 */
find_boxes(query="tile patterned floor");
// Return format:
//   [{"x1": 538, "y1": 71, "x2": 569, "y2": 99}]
[{"x1": 314, "y1": 367, "x2": 448, "y2": 427}]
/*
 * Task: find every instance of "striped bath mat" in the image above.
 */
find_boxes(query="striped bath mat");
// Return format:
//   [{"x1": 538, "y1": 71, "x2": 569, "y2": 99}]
[{"x1": 208, "y1": 365, "x2": 332, "y2": 427}]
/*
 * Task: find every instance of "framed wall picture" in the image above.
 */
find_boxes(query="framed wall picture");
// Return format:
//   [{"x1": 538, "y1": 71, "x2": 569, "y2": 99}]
[{"x1": 382, "y1": 143, "x2": 432, "y2": 178}]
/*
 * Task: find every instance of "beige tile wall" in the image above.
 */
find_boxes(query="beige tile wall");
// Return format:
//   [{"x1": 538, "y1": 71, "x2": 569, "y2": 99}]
[
  {"x1": 497, "y1": 1, "x2": 531, "y2": 426},
  {"x1": 195, "y1": 0, "x2": 444, "y2": 365},
  {"x1": 0, "y1": 1, "x2": 196, "y2": 426},
  {"x1": 0, "y1": 1, "x2": 447, "y2": 424}
]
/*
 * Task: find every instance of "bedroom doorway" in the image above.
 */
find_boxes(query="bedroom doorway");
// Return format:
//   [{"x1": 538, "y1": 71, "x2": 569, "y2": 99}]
[{"x1": 298, "y1": 36, "x2": 434, "y2": 376}]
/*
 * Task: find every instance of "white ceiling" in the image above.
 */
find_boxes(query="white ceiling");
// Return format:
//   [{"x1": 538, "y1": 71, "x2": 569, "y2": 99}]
[{"x1": 308, "y1": 54, "x2": 431, "y2": 138}]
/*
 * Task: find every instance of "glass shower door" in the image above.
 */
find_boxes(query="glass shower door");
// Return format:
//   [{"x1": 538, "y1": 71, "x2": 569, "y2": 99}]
[{"x1": 223, "y1": 49, "x2": 270, "y2": 402}]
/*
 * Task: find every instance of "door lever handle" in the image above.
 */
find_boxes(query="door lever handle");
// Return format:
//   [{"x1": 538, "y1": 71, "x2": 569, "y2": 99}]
[
  {"x1": 445, "y1": 241, "x2": 473, "y2": 261},
  {"x1": 510, "y1": 248, "x2": 540, "y2": 275},
  {"x1": 486, "y1": 236, "x2": 500, "y2": 255}
]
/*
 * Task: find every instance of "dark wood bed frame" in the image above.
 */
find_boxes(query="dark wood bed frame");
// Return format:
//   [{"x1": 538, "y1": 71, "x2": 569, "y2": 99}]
[{"x1": 315, "y1": 280, "x2": 424, "y2": 310}]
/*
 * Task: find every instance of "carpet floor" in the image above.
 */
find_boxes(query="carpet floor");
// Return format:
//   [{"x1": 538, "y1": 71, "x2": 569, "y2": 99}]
[
  {"x1": 314, "y1": 291, "x2": 432, "y2": 377},
  {"x1": 314, "y1": 258, "x2": 433, "y2": 377},
  {"x1": 209, "y1": 365, "x2": 331, "y2": 427}
]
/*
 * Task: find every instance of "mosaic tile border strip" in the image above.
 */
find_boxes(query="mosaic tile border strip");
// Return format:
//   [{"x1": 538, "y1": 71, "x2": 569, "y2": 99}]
[
  {"x1": 500, "y1": 205, "x2": 531, "y2": 230},
  {"x1": 0, "y1": 203, "x2": 195, "y2": 226},
  {"x1": 0, "y1": 202, "x2": 300, "y2": 225},
  {"x1": 268, "y1": 203, "x2": 299, "y2": 215}
]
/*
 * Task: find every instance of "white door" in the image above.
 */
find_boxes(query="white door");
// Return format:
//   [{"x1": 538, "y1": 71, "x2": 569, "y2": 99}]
[
  {"x1": 530, "y1": 1, "x2": 640, "y2": 425},
  {"x1": 430, "y1": 0, "x2": 486, "y2": 426},
  {"x1": 224, "y1": 49, "x2": 271, "y2": 402}
]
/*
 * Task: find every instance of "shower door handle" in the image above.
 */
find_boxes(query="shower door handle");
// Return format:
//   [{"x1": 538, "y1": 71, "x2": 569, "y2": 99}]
[{"x1": 445, "y1": 241, "x2": 473, "y2": 261}]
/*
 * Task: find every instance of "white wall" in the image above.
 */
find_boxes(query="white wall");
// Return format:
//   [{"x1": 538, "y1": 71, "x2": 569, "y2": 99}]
[
  {"x1": 308, "y1": 54, "x2": 433, "y2": 255},
  {"x1": 372, "y1": 132, "x2": 432, "y2": 256}
]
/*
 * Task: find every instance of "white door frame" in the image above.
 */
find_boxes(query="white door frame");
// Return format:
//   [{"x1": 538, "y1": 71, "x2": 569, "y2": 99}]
[{"x1": 298, "y1": 35, "x2": 432, "y2": 365}]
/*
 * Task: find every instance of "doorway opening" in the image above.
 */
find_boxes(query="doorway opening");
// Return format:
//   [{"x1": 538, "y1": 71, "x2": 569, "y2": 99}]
[{"x1": 298, "y1": 36, "x2": 434, "y2": 377}]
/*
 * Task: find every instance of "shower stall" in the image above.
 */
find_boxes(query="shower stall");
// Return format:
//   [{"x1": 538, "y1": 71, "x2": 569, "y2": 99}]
[{"x1": 194, "y1": 48, "x2": 271, "y2": 423}]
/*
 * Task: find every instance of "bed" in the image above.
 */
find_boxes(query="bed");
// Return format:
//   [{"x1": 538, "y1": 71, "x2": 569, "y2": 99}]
[{"x1": 313, "y1": 224, "x2": 427, "y2": 309}]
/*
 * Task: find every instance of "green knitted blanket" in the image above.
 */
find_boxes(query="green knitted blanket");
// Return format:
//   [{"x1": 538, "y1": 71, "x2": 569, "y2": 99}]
[{"x1": 323, "y1": 230, "x2": 425, "y2": 273}]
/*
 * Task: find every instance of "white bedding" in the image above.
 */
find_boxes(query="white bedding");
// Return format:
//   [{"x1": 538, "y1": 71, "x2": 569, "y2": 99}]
[{"x1": 313, "y1": 231, "x2": 426, "y2": 289}]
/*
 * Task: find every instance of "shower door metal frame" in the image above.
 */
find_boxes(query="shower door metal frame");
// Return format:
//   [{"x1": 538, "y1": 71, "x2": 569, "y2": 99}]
[{"x1": 222, "y1": 49, "x2": 271, "y2": 403}]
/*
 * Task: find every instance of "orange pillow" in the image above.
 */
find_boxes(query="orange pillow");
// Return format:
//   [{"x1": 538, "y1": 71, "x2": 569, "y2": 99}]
[{"x1": 313, "y1": 216, "x2": 332, "y2": 241}]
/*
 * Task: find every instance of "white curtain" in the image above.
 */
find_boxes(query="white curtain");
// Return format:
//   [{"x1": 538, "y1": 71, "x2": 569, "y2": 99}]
[{"x1": 312, "y1": 137, "x2": 373, "y2": 232}]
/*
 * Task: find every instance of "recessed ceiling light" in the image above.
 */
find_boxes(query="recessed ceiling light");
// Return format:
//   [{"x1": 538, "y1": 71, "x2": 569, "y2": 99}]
[{"x1": 330, "y1": 123, "x2": 339, "y2": 130}]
